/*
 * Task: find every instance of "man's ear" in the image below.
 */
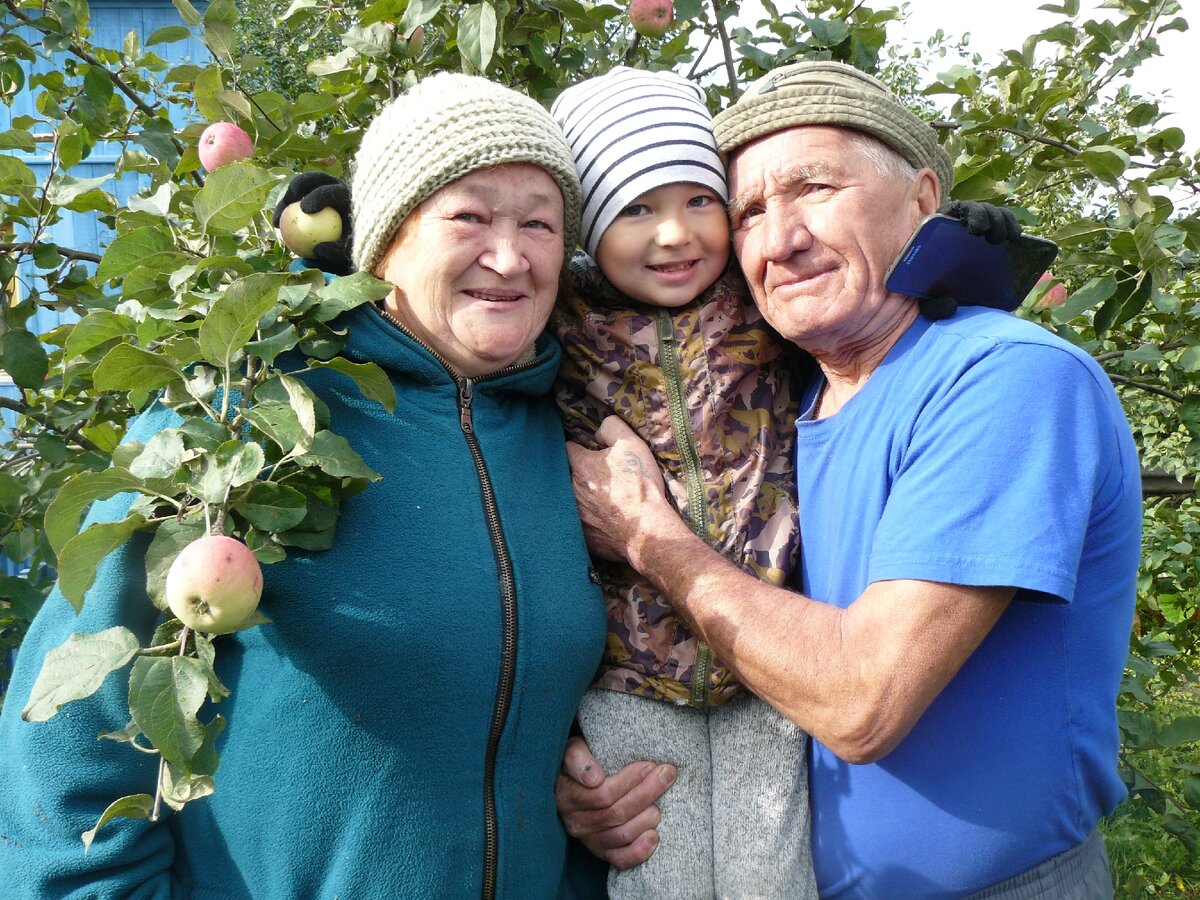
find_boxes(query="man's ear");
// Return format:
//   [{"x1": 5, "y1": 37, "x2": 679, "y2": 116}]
[{"x1": 914, "y1": 168, "x2": 941, "y2": 217}]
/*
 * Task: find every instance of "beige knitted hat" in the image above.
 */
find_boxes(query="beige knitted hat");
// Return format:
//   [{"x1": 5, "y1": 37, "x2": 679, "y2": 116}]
[
  {"x1": 712, "y1": 60, "x2": 954, "y2": 194},
  {"x1": 351, "y1": 72, "x2": 584, "y2": 275}
]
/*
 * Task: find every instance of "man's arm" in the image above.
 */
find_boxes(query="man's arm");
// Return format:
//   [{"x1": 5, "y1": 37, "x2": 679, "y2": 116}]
[{"x1": 568, "y1": 416, "x2": 1014, "y2": 763}]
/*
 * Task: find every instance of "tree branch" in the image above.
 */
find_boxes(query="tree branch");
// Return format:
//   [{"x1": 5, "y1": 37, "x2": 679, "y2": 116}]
[
  {"x1": 710, "y1": 0, "x2": 739, "y2": 101},
  {"x1": 0, "y1": 397, "x2": 104, "y2": 453},
  {"x1": 1108, "y1": 373, "x2": 1185, "y2": 404},
  {"x1": 0, "y1": 242, "x2": 102, "y2": 264}
]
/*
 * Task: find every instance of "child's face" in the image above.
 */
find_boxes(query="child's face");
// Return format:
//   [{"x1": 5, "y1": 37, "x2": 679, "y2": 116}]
[{"x1": 595, "y1": 183, "x2": 730, "y2": 307}]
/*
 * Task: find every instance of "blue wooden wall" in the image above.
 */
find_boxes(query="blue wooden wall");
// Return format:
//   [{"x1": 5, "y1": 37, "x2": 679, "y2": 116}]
[{"x1": 2, "y1": 0, "x2": 212, "y2": 336}]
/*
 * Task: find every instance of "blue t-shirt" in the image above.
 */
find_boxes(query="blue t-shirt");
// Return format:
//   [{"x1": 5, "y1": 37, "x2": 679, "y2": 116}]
[{"x1": 798, "y1": 307, "x2": 1140, "y2": 898}]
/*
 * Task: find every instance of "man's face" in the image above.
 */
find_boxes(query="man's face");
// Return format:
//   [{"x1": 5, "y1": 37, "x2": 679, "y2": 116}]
[{"x1": 728, "y1": 125, "x2": 938, "y2": 357}]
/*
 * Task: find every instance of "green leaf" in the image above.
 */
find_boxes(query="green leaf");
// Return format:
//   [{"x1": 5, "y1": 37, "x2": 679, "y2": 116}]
[
  {"x1": 161, "y1": 762, "x2": 216, "y2": 811},
  {"x1": 400, "y1": 0, "x2": 444, "y2": 36},
  {"x1": 94, "y1": 344, "x2": 186, "y2": 396},
  {"x1": 198, "y1": 273, "x2": 285, "y2": 369},
  {"x1": 310, "y1": 358, "x2": 397, "y2": 413},
  {"x1": 243, "y1": 401, "x2": 306, "y2": 454},
  {"x1": 193, "y1": 65, "x2": 226, "y2": 121},
  {"x1": 245, "y1": 323, "x2": 299, "y2": 367},
  {"x1": 0, "y1": 329, "x2": 49, "y2": 389},
  {"x1": 0, "y1": 574, "x2": 46, "y2": 621},
  {"x1": 296, "y1": 431, "x2": 381, "y2": 481},
  {"x1": 1050, "y1": 219, "x2": 1110, "y2": 245},
  {"x1": 458, "y1": 2, "x2": 498, "y2": 72},
  {"x1": 45, "y1": 172, "x2": 113, "y2": 206},
  {"x1": 193, "y1": 440, "x2": 266, "y2": 504},
  {"x1": 1050, "y1": 273, "x2": 1117, "y2": 324},
  {"x1": 235, "y1": 481, "x2": 307, "y2": 532},
  {"x1": 147, "y1": 25, "x2": 191, "y2": 45},
  {"x1": 1158, "y1": 716, "x2": 1200, "y2": 748},
  {"x1": 81, "y1": 794, "x2": 155, "y2": 853},
  {"x1": 144, "y1": 517, "x2": 207, "y2": 609},
  {"x1": 44, "y1": 468, "x2": 145, "y2": 557},
  {"x1": 128, "y1": 655, "x2": 209, "y2": 770},
  {"x1": 58, "y1": 515, "x2": 148, "y2": 611},
  {"x1": 173, "y1": 0, "x2": 202, "y2": 24},
  {"x1": 0, "y1": 129, "x2": 37, "y2": 152},
  {"x1": 0, "y1": 154, "x2": 36, "y2": 193},
  {"x1": 64, "y1": 311, "x2": 140, "y2": 359},
  {"x1": 203, "y1": 0, "x2": 238, "y2": 61},
  {"x1": 193, "y1": 163, "x2": 277, "y2": 235},
  {"x1": 97, "y1": 227, "x2": 173, "y2": 283},
  {"x1": 1077, "y1": 145, "x2": 1130, "y2": 183},
  {"x1": 129, "y1": 430, "x2": 186, "y2": 480},
  {"x1": 1185, "y1": 774, "x2": 1200, "y2": 811},
  {"x1": 21, "y1": 627, "x2": 142, "y2": 722},
  {"x1": 313, "y1": 272, "x2": 394, "y2": 322}
]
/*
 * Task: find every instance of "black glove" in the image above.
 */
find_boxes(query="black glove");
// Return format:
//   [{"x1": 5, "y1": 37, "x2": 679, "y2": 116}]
[
  {"x1": 917, "y1": 201, "x2": 1023, "y2": 320},
  {"x1": 273, "y1": 172, "x2": 354, "y2": 276},
  {"x1": 938, "y1": 200, "x2": 1022, "y2": 244}
]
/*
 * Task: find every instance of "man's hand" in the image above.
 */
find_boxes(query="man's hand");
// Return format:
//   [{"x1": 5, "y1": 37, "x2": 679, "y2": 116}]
[
  {"x1": 556, "y1": 736, "x2": 676, "y2": 869},
  {"x1": 566, "y1": 416, "x2": 668, "y2": 565}
]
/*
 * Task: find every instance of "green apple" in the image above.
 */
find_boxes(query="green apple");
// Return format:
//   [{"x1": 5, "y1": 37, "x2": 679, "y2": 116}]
[
  {"x1": 277, "y1": 201, "x2": 344, "y2": 259},
  {"x1": 165, "y1": 535, "x2": 264, "y2": 634}
]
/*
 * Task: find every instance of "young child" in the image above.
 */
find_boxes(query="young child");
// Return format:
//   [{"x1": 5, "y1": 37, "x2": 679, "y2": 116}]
[{"x1": 550, "y1": 66, "x2": 817, "y2": 899}]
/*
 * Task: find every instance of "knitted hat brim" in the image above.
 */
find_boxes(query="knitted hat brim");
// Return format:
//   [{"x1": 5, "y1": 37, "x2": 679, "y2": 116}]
[{"x1": 713, "y1": 62, "x2": 954, "y2": 195}]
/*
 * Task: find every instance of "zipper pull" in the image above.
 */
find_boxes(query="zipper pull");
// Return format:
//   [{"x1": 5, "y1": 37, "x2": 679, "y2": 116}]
[{"x1": 458, "y1": 377, "x2": 475, "y2": 433}]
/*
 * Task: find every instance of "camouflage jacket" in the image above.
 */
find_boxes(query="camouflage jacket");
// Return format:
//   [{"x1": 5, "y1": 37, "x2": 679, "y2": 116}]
[{"x1": 551, "y1": 264, "x2": 803, "y2": 706}]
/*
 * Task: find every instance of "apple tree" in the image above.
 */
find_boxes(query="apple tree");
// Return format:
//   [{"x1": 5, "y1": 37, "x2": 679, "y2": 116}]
[{"x1": 0, "y1": 0, "x2": 1197, "y2": 877}]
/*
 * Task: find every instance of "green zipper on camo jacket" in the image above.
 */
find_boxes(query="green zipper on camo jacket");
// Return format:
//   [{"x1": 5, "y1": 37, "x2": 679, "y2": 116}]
[{"x1": 656, "y1": 308, "x2": 713, "y2": 708}]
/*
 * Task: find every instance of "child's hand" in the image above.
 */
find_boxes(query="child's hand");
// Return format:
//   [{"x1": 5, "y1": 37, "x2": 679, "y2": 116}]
[{"x1": 273, "y1": 173, "x2": 354, "y2": 275}]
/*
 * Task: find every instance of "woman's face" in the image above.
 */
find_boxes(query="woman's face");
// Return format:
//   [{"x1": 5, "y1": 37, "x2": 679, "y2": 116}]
[{"x1": 375, "y1": 164, "x2": 566, "y2": 378}]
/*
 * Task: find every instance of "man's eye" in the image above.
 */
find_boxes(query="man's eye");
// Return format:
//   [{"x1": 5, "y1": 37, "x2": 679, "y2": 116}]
[
  {"x1": 523, "y1": 219, "x2": 553, "y2": 231},
  {"x1": 453, "y1": 212, "x2": 483, "y2": 223},
  {"x1": 733, "y1": 206, "x2": 763, "y2": 230}
]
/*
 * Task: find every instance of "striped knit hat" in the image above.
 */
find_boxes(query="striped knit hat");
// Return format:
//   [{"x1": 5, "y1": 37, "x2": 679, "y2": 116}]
[
  {"x1": 551, "y1": 67, "x2": 726, "y2": 259},
  {"x1": 351, "y1": 72, "x2": 583, "y2": 276}
]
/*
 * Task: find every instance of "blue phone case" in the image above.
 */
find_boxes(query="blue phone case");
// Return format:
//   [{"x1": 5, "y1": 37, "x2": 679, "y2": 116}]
[{"x1": 884, "y1": 214, "x2": 1059, "y2": 311}]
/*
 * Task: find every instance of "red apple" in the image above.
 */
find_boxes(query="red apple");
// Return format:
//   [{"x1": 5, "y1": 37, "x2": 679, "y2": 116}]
[
  {"x1": 277, "y1": 201, "x2": 344, "y2": 259},
  {"x1": 407, "y1": 24, "x2": 426, "y2": 57},
  {"x1": 165, "y1": 535, "x2": 263, "y2": 634},
  {"x1": 198, "y1": 122, "x2": 254, "y2": 173},
  {"x1": 629, "y1": 0, "x2": 673, "y2": 38},
  {"x1": 1036, "y1": 272, "x2": 1069, "y2": 307}
]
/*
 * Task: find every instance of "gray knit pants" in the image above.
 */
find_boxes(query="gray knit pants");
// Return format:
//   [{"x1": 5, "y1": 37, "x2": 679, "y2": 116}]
[{"x1": 575, "y1": 688, "x2": 816, "y2": 899}]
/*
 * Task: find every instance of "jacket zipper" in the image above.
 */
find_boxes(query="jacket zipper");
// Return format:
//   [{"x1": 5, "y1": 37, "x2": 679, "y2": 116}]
[
  {"x1": 655, "y1": 309, "x2": 712, "y2": 708},
  {"x1": 374, "y1": 304, "x2": 522, "y2": 899}
]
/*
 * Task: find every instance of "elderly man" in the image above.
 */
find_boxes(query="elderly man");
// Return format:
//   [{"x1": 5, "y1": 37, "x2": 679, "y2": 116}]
[{"x1": 558, "y1": 61, "x2": 1140, "y2": 898}]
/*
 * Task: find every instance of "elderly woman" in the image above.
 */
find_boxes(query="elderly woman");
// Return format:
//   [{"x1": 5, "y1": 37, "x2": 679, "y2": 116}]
[{"x1": 0, "y1": 74, "x2": 606, "y2": 898}]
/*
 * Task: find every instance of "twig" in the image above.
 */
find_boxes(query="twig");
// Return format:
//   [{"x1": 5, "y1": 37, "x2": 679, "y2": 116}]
[
  {"x1": 0, "y1": 242, "x2": 102, "y2": 264},
  {"x1": 710, "y1": 0, "x2": 739, "y2": 101},
  {"x1": 1108, "y1": 373, "x2": 1185, "y2": 403}
]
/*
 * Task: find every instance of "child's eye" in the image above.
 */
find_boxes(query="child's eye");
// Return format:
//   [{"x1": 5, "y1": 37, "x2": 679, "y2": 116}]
[
  {"x1": 687, "y1": 195, "x2": 715, "y2": 209},
  {"x1": 618, "y1": 203, "x2": 649, "y2": 217}
]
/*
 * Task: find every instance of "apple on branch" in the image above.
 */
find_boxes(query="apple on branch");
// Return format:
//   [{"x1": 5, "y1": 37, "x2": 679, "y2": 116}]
[
  {"x1": 198, "y1": 122, "x2": 254, "y2": 173},
  {"x1": 1036, "y1": 272, "x2": 1069, "y2": 307},
  {"x1": 165, "y1": 535, "x2": 264, "y2": 634},
  {"x1": 629, "y1": 0, "x2": 673, "y2": 38},
  {"x1": 277, "y1": 201, "x2": 345, "y2": 259}
]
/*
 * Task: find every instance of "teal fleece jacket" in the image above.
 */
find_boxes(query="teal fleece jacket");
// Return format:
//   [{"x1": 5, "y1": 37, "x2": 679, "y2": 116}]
[{"x1": 0, "y1": 303, "x2": 607, "y2": 898}]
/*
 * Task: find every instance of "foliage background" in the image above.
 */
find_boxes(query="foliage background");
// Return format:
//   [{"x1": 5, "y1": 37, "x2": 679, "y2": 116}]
[{"x1": 0, "y1": 0, "x2": 1197, "y2": 893}]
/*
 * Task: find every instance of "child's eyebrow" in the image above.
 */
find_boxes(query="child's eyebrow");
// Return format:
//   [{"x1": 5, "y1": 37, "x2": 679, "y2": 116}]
[{"x1": 728, "y1": 162, "x2": 841, "y2": 222}]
